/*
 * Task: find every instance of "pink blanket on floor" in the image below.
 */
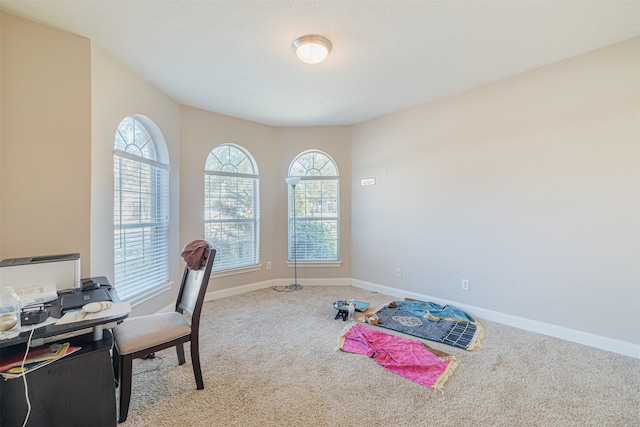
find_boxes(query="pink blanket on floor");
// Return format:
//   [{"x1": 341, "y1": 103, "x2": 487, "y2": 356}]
[{"x1": 339, "y1": 323, "x2": 457, "y2": 390}]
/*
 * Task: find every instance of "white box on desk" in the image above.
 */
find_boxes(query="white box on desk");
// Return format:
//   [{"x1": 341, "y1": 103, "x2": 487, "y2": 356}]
[{"x1": 0, "y1": 253, "x2": 81, "y2": 292}]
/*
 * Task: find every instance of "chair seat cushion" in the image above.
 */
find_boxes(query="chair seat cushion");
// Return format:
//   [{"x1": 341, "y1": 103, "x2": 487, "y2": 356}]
[{"x1": 114, "y1": 312, "x2": 191, "y2": 355}]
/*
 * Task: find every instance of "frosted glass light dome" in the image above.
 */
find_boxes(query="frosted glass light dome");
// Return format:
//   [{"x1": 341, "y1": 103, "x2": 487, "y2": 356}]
[{"x1": 292, "y1": 35, "x2": 332, "y2": 64}]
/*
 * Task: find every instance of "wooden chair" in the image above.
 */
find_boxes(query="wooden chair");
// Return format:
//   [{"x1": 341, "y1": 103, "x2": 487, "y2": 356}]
[{"x1": 112, "y1": 247, "x2": 216, "y2": 423}]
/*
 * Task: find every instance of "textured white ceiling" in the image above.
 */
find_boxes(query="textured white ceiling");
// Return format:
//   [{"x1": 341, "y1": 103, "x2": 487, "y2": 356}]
[{"x1": 1, "y1": 1, "x2": 639, "y2": 127}]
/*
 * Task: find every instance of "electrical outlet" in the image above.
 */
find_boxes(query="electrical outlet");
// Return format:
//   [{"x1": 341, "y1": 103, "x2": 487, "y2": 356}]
[
  {"x1": 266, "y1": 261, "x2": 272, "y2": 270},
  {"x1": 396, "y1": 268, "x2": 402, "y2": 278},
  {"x1": 461, "y1": 279, "x2": 470, "y2": 291}
]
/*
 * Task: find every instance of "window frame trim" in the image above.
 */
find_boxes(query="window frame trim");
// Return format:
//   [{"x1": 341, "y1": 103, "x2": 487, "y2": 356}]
[{"x1": 114, "y1": 148, "x2": 171, "y2": 171}]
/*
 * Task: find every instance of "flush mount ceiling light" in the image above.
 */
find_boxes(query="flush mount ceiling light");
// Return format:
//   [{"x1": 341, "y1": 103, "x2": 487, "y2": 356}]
[{"x1": 291, "y1": 34, "x2": 332, "y2": 64}]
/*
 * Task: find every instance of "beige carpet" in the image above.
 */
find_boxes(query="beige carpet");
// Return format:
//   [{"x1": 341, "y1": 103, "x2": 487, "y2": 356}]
[{"x1": 121, "y1": 285, "x2": 640, "y2": 426}]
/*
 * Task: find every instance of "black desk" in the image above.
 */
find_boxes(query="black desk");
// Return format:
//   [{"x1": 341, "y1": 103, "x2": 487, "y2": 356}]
[
  {"x1": 0, "y1": 287, "x2": 125, "y2": 349},
  {"x1": 0, "y1": 286, "x2": 128, "y2": 427},
  {"x1": 1, "y1": 334, "x2": 117, "y2": 426}
]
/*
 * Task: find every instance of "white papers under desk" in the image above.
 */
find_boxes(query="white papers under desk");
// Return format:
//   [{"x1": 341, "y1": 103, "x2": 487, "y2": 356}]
[{"x1": 56, "y1": 302, "x2": 131, "y2": 325}]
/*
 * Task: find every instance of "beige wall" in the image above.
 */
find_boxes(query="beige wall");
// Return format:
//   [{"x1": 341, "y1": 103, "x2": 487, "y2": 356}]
[
  {"x1": 180, "y1": 106, "x2": 276, "y2": 290},
  {"x1": 91, "y1": 44, "x2": 182, "y2": 316},
  {"x1": 0, "y1": 12, "x2": 92, "y2": 271},
  {"x1": 180, "y1": 107, "x2": 352, "y2": 290},
  {"x1": 274, "y1": 126, "x2": 352, "y2": 282},
  {"x1": 0, "y1": 14, "x2": 3, "y2": 258},
  {"x1": 351, "y1": 38, "x2": 640, "y2": 344}
]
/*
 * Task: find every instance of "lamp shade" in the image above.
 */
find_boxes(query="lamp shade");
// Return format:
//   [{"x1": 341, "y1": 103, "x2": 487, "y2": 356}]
[
  {"x1": 292, "y1": 35, "x2": 332, "y2": 64},
  {"x1": 285, "y1": 177, "x2": 301, "y2": 186}
]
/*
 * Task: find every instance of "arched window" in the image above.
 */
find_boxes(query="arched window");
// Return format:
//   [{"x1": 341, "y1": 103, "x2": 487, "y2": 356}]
[
  {"x1": 288, "y1": 150, "x2": 339, "y2": 262},
  {"x1": 114, "y1": 116, "x2": 170, "y2": 301},
  {"x1": 205, "y1": 144, "x2": 260, "y2": 271}
]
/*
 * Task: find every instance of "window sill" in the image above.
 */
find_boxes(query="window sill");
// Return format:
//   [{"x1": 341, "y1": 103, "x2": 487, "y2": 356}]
[
  {"x1": 286, "y1": 260, "x2": 342, "y2": 268},
  {"x1": 212, "y1": 264, "x2": 262, "y2": 278}
]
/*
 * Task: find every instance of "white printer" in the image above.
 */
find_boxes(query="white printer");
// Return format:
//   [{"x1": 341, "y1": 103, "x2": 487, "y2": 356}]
[{"x1": 0, "y1": 253, "x2": 81, "y2": 292}]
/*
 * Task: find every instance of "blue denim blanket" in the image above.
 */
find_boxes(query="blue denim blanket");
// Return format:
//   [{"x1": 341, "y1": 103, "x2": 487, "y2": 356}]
[
  {"x1": 373, "y1": 300, "x2": 483, "y2": 350},
  {"x1": 393, "y1": 300, "x2": 476, "y2": 323}
]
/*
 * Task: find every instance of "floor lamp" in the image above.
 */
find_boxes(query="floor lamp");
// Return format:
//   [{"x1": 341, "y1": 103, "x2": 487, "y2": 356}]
[{"x1": 286, "y1": 176, "x2": 302, "y2": 290}]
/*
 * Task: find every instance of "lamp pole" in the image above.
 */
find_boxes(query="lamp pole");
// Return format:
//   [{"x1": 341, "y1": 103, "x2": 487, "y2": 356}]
[{"x1": 285, "y1": 177, "x2": 302, "y2": 290}]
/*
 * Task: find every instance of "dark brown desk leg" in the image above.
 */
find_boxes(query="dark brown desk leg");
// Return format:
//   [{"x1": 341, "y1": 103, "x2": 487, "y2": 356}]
[{"x1": 118, "y1": 354, "x2": 133, "y2": 423}]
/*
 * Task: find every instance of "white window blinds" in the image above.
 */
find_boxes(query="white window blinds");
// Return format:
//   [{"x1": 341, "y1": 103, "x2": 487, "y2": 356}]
[
  {"x1": 204, "y1": 144, "x2": 259, "y2": 271},
  {"x1": 114, "y1": 117, "x2": 170, "y2": 301},
  {"x1": 288, "y1": 151, "x2": 339, "y2": 261}
]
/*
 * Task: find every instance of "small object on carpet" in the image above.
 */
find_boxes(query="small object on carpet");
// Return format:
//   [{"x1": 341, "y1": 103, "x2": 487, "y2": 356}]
[
  {"x1": 364, "y1": 313, "x2": 379, "y2": 325},
  {"x1": 333, "y1": 300, "x2": 369, "y2": 321},
  {"x1": 335, "y1": 308, "x2": 348, "y2": 321}
]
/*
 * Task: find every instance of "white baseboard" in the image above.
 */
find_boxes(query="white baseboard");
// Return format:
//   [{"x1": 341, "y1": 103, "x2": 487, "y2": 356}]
[
  {"x1": 203, "y1": 277, "x2": 353, "y2": 301},
  {"x1": 160, "y1": 278, "x2": 354, "y2": 311},
  {"x1": 200, "y1": 277, "x2": 640, "y2": 359},
  {"x1": 351, "y1": 279, "x2": 639, "y2": 359},
  {"x1": 204, "y1": 279, "x2": 277, "y2": 301}
]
